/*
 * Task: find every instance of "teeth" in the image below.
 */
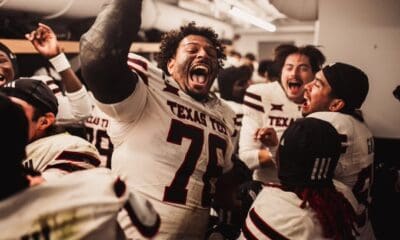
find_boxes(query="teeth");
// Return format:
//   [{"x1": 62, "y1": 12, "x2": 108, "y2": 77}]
[
  {"x1": 192, "y1": 74, "x2": 206, "y2": 83},
  {"x1": 192, "y1": 65, "x2": 209, "y2": 74}
]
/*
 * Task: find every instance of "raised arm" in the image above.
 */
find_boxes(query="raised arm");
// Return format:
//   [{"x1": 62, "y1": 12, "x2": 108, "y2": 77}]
[
  {"x1": 26, "y1": 23, "x2": 92, "y2": 120},
  {"x1": 79, "y1": 0, "x2": 142, "y2": 103},
  {"x1": 26, "y1": 23, "x2": 84, "y2": 92}
]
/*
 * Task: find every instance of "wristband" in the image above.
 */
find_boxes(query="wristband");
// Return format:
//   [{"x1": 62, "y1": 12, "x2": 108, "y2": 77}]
[{"x1": 49, "y1": 53, "x2": 71, "y2": 72}]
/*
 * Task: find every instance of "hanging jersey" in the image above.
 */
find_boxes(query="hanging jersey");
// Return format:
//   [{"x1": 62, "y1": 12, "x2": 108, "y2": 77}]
[
  {"x1": 239, "y1": 82, "x2": 302, "y2": 183},
  {"x1": 307, "y1": 111, "x2": 375, "y2": 238},
  {"x1": 93, "y1": 53, "x2": 236, "y2": 239},
  {"x1": 84, "y1": 100, "x2": 114, "y2": 168},
  {"x1": 0, "y1": 168, "x2": 160, "y2": 240},
  {"x1": 23, "y1": 132, "x2": 104, "y2": 181}
]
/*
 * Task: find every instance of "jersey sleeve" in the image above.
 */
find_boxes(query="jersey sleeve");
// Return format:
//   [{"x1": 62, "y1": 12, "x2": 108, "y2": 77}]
[
  {"x1": 239, "y1": 86, "x2": 265, "y2": 169},
  {"x1": 93, "y1": 53, "x2": 151, "y2": 123},
  {"x1": 93, "y1": 76, "x2": 147, "y2": 123},
  {"x1": 64, "y1": 85, "x2": 92, "y2": 120},
  {"x1": 42, "y1": 137, "x2": 103, "y2": 181}
]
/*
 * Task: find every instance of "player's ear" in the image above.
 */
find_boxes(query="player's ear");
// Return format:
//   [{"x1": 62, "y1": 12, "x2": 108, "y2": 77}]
[
  {"x1": 167, "y1": 58, "x2": 176, "y2": 75},
  {"x1": 329, "y1": 98, "x2": 345, "y2": 112},
  {"x1": 38, "y1": 112, "x2": 56, "y2": 130}
]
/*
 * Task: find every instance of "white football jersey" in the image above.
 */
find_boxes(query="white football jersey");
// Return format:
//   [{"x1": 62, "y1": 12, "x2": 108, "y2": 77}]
[
  {"x1": 239, "y1": 185, "x2": 327, "y2": 240},
  {"x1": 84, "y1": 100, "x2": 114, "y2": 168},
  {"x1": 307, "y1": 111, "x2": 375, "y2": 236},
  {"x1": 23, "y1": 132, "x2": 104, "y2": 181},
  {"x1": 93, "y1": 53, "x2": 236, "y2": 239},
  {"x1": 0, "y1": 168, "x2": 160, "y2": 240},
  {"x1": 239, "y1": 180, "x2": 370, "y2": 240},
  {"x1": 239, "y1": 82, "x2": 302, "y2": 183}
]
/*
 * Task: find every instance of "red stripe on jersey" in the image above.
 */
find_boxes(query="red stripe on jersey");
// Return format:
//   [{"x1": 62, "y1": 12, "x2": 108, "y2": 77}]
[
  {"x1": 45, "y1": 162, "x2": 87, "y2": 172},
  {"x1": 271, "y1": 104, "x2": 283, "y2": 111},
  {"x1": 55, "y1": 151, "x2": 101, "y2": 167},
  {"x1": 242, "y1": 221, "x2": 258, "y2": 240},
  {"x1": 234, "y1": 114, "x2": 243, "y2": 126},
  {"x1": 123, "y1": 202, "x2": 161, "y2": 238},
  {"x1": 128, "y1": 58, "x2": 148, "y2": 71},
  {"x1": 52, "y1": 88, "x2": 61, "y2": 95},
  {"x1": 127, "y1": 58, "x2": 149, "y2": 85},
  {"x1": 243, "y1": 100, "x2": 264, "y2": 113},
  {"x1": 249, "y1": 208, "x2": 289, "y2": 240},
  {"x1": 245, "y1": 92, "x2": 262, "y2": 101},
  {"x1": 163, "y1": 82, "x2": 180, "y2": 96}
]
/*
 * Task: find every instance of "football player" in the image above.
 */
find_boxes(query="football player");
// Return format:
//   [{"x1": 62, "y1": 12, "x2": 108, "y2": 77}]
[
  {"x1": 302, "y1": 62, "x2": 375, "y2": 239},
  {"x1": 80, "y1": 0, "x2": 236, "y2": 238},
  {"x1": 217, "y1": 65, "x2": 252, "y2": 152},
  {"x1": 239, "y1": 44, "x2": 326, "y2": 183},
  {"x1": 240, "y1": 118, "x2": 359, "y2": 240},
  {"x1": 0, "y1": 94, "x2": 160, "y2": 239},
  {"x1": 25, "y1": 23, "x2": 92, "y2": 124},
  {"x1": 1, "y1": 78, "x2": 104, "y2": 181}
]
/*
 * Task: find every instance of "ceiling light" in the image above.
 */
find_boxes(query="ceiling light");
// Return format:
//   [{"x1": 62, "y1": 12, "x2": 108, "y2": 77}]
[{"x1": 228, "y1": 5, "x2": 277, "y2": 32}]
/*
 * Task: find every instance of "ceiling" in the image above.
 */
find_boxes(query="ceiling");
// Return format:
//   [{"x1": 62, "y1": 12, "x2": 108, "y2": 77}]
[
  {"x1": 164, "y1": 0, "x2": 287, "y2": 26},
  {"x1": 0, "y1": 0, "x2": 317, "y2": 41},
  {"x1": 155, "y1": 0, "x2": 317, "y2": 33}
]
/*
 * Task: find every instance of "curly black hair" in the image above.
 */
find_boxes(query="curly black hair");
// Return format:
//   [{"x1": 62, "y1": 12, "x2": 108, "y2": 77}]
[{"x1": 156, "y1": 22, "x2": 226, "y2": 75}]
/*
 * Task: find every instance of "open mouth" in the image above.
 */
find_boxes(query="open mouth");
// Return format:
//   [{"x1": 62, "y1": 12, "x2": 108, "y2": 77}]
[
  {"x1": 288, "y1": 81, "x2": 302, "y2": 90},
  {"x1": 302, "y1": 92, "x2": 310, "y2": 107},
  {"x1": 190, "y1": 65, "x2": 209, "y2": 86}
]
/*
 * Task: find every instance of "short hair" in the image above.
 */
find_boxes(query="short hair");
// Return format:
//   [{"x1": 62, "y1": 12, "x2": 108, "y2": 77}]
[
  {"x1": 218, "y1": 65, "x2": 252, "y2": 102},
  {"x1": 156, "y1": 22, "x2": 226, "y2": 75},
  {"x1": 274, "y1": 44, "x2": 326, "y2": 75},
  {"x1": 244, "y1": 52, "x2": 256, "y2": 61},
  {"x1": 257, "y1": 59, "x2": 279, "y2": 80}
]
